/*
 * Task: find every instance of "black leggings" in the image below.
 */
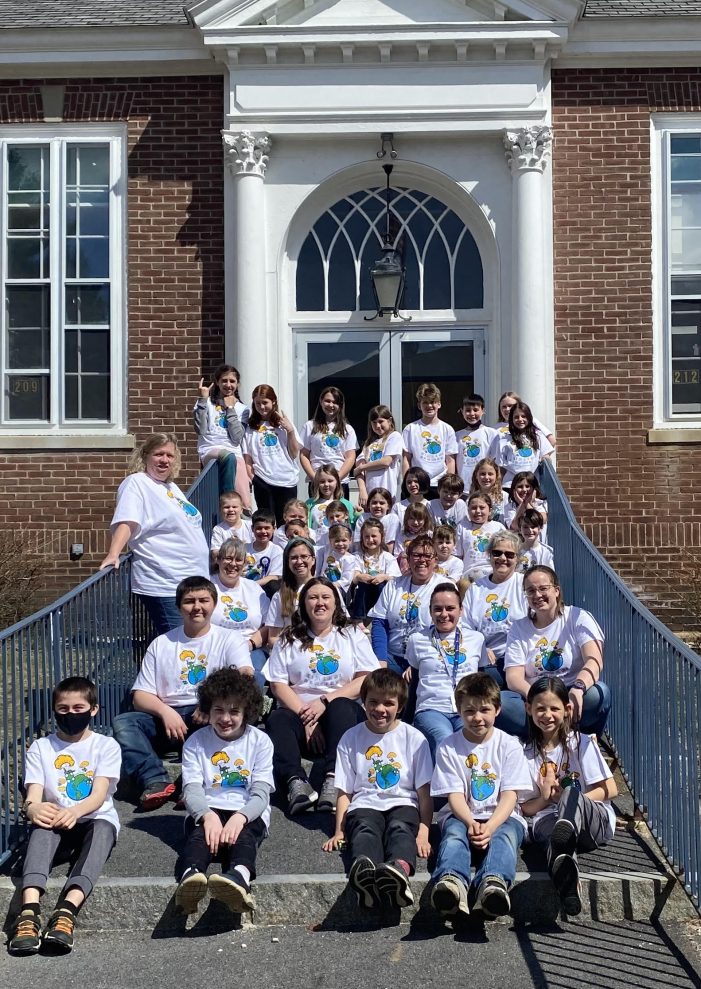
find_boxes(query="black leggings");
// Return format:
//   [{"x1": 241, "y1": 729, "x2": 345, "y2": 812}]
[
  {"x1": 176, "y1": 812, "x2": 267, "y2": 880},
  {"x1": 252, "y1": 476, "x2": 298, "y2": 526},
  {"x1": 345, "y1": 806, "x2": 420, "y2": 872},
  {"x1": 266, "y1": 698, "x2": 365, "y2": 783}
]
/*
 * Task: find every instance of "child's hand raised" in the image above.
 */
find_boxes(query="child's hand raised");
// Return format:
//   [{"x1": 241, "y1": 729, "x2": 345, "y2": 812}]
[
  {"x1": 198, "y1": 377, "x2": 212, "y2": 399},
  {"x1": 322, "y1": 832, "x2": 345, "y2": 852}
]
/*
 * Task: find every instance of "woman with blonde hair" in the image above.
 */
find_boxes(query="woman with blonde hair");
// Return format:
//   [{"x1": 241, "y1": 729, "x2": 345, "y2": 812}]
[{"x1": 100, "y1": 433, "x2": 209, "y2": 634}]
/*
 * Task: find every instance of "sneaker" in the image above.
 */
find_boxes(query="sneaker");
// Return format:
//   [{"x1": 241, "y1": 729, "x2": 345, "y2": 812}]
[
  {"x1": 316, "y1": 776, "x2": 337, "y2": 813},
  {"x1": 175, "y1": 867, "x2": 208, "y2": 914},
  {"x1": 42, "y1": 908, "x2": 75, "y2": 953},
  {"x1": 375, "y1": 862, "x2": 414, "y2": 908},
  {"x1": 431, "y1": 874, "x2": 469, "y2": 918},
  {"x1": 348, "y1": 856, "x2": 377, "y2": 909},
  {"x1": 287, "y1": 777, "x2": 317, "y2": 816},
  {"x1": 550, "y1": 817, "x2": 577, "y2": 859},
  {"x1": 208, "y1": 872, "x2": 255, "y2": 914},
  {"x1": 140, "y1": 780, "x2": 176, "y2": 811},
  {"x1": 8, "y1": 909, "x2": 41, "y2": 955},
  {"x1": 473, "y1": 875, "x2": 511, "y2": 919},
  {"x1": 551, "y1": 853, "x2": 582, "y2": 916}
]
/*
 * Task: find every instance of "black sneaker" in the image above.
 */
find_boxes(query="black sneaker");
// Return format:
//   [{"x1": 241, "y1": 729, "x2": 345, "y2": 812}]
[
  {"x1": 375, "y1": 861, "x2": 414, "y2": 908},
  {"x1": 140, "y1": 779, "x2": 176, "y2": 811},
  {"x1": 551, "y1": 853, "x2": 582, "y2": 916},
  {"x1": 208, "y1": 872, "x2": 255, "y2": 914},
  {"x1": 8, "y1": 909, "x2": 41, "y2": 955},
  {"x1": 550, "y1": 817, "x2": 577, "y2": 859},
  {"x1": 316, "y1": 776, "x2": 337, "y2": 813},
  {"x1": 473, "y1": 875, "x2": 511, "y2": 919},
  {"x1": 42, "y1": 908, "x2": 75, "y2": 953},
  {"x1": 287, "y1": 777, "x2": 317, "y2": 816},
  {"x1": 175, "y1": 867, "x2": 208, "y2": 914},
  {"x1": 431, "y1": 874, "x2": 469, "y2": 918},
  {"x1": 348, "y1": 856, "x2": 377, "y2": 908}
]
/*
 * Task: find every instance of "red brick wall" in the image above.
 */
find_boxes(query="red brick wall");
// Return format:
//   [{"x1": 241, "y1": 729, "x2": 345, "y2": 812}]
[
  {"x1": 552, "y1": 68, "x2": 701, "y2": 628},
  {"x1": 0, "y1": 77, "x2": 225, "y2": 606}
]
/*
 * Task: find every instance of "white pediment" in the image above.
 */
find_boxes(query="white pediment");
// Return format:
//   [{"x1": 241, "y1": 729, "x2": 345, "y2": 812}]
[{"x1": 188, "y1": 0, "x2": 583, "y2": 30}]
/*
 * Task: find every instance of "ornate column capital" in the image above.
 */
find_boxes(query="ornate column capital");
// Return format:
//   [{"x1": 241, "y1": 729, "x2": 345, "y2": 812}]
[
  {"x1": 223, "y1": 130, "x2": 272, "y2": 177},
  {"x1": 503, "y1": 125, "x2": 552, "y2": 173}
]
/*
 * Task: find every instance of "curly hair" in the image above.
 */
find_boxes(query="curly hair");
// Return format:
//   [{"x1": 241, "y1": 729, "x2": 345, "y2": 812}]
[
  {"x1": 128, "y1": 433, "x2": 181, "y2": 481},
  {"x1": 281, "y1": 576, "x2": 351, "y2": 650},
  {"x1": 197, "y1": 667, "x2": 263, "y2": 724}
]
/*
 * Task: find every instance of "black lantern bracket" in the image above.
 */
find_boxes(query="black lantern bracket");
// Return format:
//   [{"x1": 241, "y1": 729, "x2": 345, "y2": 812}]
[{"x1": 364, "y1": 160, "x2": 412, "y2": 323}]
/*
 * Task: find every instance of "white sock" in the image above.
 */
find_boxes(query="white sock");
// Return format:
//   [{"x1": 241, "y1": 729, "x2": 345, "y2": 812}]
[{"x1": 234, "y1": 865, "x2": 251, "y2": 885}]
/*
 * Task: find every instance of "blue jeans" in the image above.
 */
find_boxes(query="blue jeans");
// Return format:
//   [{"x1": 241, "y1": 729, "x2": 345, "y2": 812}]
[
  {"x1": 497, "y1": 681, "x2": 612, "y2": 740},
  {"x1": 217, "y1": 451, "x2": 237, "y2": 495},
  {"x1": 250, "y1": 647, "x2": 268, "y2": 689},
  {"x1": 432, "y1": 814, "x2": 524, "y2": 891},
  {"x1": 112, "y1": 705, "x2": 198, "y2": 789},
  {"x1": 413, "y1": 709, "x2": 463, "y2": 763},
  {"x1": 137, "y1": 594, "x2": 181, "y2": 637}
]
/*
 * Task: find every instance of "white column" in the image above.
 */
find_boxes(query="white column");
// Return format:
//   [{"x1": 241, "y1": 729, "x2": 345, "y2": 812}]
[
  {"x1": 503, "y1": 125, "x2": 553, "y2": 428},
  {"x1": 222, "y1": 130, "x2": 272, "y2": 400}
]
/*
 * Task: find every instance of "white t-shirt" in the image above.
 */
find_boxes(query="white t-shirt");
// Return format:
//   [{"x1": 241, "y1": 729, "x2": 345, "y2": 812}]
[
  {"x1": 517, "y1": 542, "x2": 554, "y2": 575},
  {"x1": 432, "y1": 727, "x2": 531, "y2": 828},
  {"x1": 435, "y1": 555, "x2": 464, "y2": 582},
  {"x1": 243, "y1": 541, "x2": 284, "y2": 581},
  {"x1": 428, "y1": 498, "x2": 468, "y2": 530},
  {"x1": 455, "y1": 425, "x2": 497, "y2": 488},
  {"x1": 273, "y1": 525, "x2": 316, "y2": 550},
  {"x1": 265, "y1": 587, "x2": 302, "y2": 630},
  {"x1": 353, "y1": 512, "x2": 400, "y2": 549},
  {"x1": 489, "y1": 431, "x2": 554, "y2": 485},
  {"x1": 243, "y1": 423, "x2": 301, "y2": 487},
  {"x1": 523, "y1": 734, "x2": 615, "y2": 835},
  {"x1": 299, "y1": 420, "x2": 358, "y2": 473},
  {"x1": 368, "y1": 573, "x2": 447, "y2": 658},
  {"x1": 315, "y1": 547, "x2": 356, "y2": 592},
  {"x1": 210, "y1": 519, "x2": 253, "y2": 551},
  {"x1": 211, "y1": 575, "x2": 270, "y2": 640},
  {"x1": 334, "y1": 721, "x2": 432, "y2": 813},
  {"x1": 402, "y1": 420, "x2": 459, "y2": 483},
  {"x1": 24, "y1": 732, "x2": 121, "y2": 834},
  {"x1": 461, "y1": 572, "x2": 527, "y2": 660},
  {"x1": 357, "y1": 431, "x2": 403, "y2": 499},
  {"x1": 194, "y1": 398, "x2": 248, "y2": 460},
  {"x1": 111, "y1": 472, "x2": 210, "y2": 596},
  {"x1": 262, "y1": 625, "x2": 380, "y2": 703},
  {"x1": 502, "y1": 497, "x2": 547, "y2": 533},
  {"x1": 504, "y1": 606, "x2": 604, "y2": 687},
  {"x1": 456, "y1": 521, "x2": 507, "y2": 574},
  {"x1": 132, "y1": 624, "x2": 252, "y2": 707},
  {"x1": 181, "y1": 724, "x2": 274, "y2": 827},
  {"x1": 406, "y1": 624, "x2": 488, "y2": 714},
  {"x1": 350, "y1": 551, "x2": 401, "y2": 579}
]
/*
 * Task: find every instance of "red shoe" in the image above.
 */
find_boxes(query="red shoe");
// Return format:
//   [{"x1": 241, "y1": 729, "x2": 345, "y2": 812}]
[{"x1": 140, "y1": 780, "x2": 176, "y2": 811}]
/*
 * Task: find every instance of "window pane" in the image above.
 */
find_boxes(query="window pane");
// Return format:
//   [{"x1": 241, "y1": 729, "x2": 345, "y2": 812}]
[
  {"x1": 400, "y1": 340, "x2": 474, "y2": 431},
  {"x1": 81, "y1": 329, "x2": 110, "y2": 373},
  {"x1": 78, "y1": 239, "x2": 109, "y2": 278},
  {"x1": 671, "y1": 301, "x2": 701, "y2": 414},
  {"x1": 65, "y1": 284, "x2": 110, "y2": 325},
  {"x1": 671, "y1": 136, "x2": 701, "y2": 154},
  {"x1": 7, "y1": 205, "x2": 43, "y2": 233},
  {"x1": 7, "y1": 286, "x2": 50, "y2": 367},
  {"x1": 7, "y1": 238, "x2": 46, "y2": 279},
  {"x1": 65, "y1": 328, "x2": 78, "y2": 373},
  {"x1": 8, "y1": 147, "x2": 44, "y2": 191},
  {"x1": 671, "y1": 227, "x2": 701, "y2": 270},
  {"x1": 7, "y1": 285, "x2": 50, "y2": 329},
  {"x1": 671, "y1": 155, "x2": 701, "y2": 182},
  {"x1": 64, "y1": 374, "x2": 78, "y2": 419},
  {"x1": 6, "y1": 374, "x2": 49, "y2": 420},
  {"x1": 80, "y1": 375, "x2": 110, "y2": 419},
  {"x1": 77, "y1": 147, "x2": 110, "y2": 188}
]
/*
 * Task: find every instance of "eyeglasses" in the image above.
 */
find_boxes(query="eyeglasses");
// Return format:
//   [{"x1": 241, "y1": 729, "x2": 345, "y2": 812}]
[
  {"x1": 491, "y1": 550, "x2": 516, "y2": 560},
  {"x1": 410, "y1": 553, "x2": 436, "y2": 562},
  {"x1": 525, "y1": 584, "x2": 556, "y2": 597}
]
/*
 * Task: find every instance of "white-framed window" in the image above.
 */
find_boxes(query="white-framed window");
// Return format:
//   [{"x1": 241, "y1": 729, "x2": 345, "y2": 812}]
[
  {"x1": 653, "y1": 114, "x2": 701, "y2": 427},
  {"x1": 0, "y1": 124, "x2": 126, "y2": 436}
]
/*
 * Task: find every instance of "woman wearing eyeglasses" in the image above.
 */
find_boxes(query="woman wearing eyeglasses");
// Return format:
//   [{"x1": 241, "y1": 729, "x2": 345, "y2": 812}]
[
  {"x1": 461, "y1": 531, "x2": 527, "y2": 688},
  {"x1": 499, "y1": 565, "x2": 611, "y2": 739}
]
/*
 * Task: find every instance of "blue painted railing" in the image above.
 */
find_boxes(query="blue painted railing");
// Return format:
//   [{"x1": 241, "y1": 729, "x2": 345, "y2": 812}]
[
  {"x1": 540, "y1": 460, "x2": 701, "y2": 909},
  {"x1": 0, "y1": 461, "x2": 219, "y2": 865}
]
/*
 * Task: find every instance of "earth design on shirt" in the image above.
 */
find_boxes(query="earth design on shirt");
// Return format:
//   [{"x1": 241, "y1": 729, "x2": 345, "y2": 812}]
[
  {"x1": 461, "y1": 436, "x2": 481, "y2": 459},
  {"x1": 466, "y1": 752, "x2": 497, "y2": 802},
  {"x1": 324, "y1": 431, "x2": 341, "y2": 449},
  {"x1": 434, "y1": 636, "x2": 467, "y2": 670},
  {"x1": 484, "y1": 593, "x2": 509, "y2": 623},
  {"x1": 421, "y1": 431, "x2": 442, "y2": 456},
  {"x1": 363, "y1": 556, "x2": 380, "y2": 577},
  {"x1": 244, "y1": 554, "x2": 264, "y2": 580},
  {"x1": 368, "y1": 442, "x2": 383, "y2": 462},
  {"x1": 167, "y1": 490, "x2": 200, "y2": 519},
  {"x1": 55, "y1": 753, "x2": 94, "y2": 801},
  {"x1": 472, "y1": 530, "x2": 489, "y2": 553},
  {"x1": 324, "y1": 556, "x2": 342, "y2": 582},
  {"x1": 400, "y1": 593, "x2": 421, "y2": 625},
  {"x1": 220, "y1": 595, "x2": 248, "y2": 623},
  {"x1": 180, "y1": 649, "x2": 207, "y2": 686},
  {"x1": 258, "y1": 425, "x2": 278, "y2": 447},
  {"x1": 308, "y1": 643, "x2": 340, "y2": 676},
  {"x1": 216, "y1": 405, "x2": 227, "y2": 428},
  {"x1": 366, "y1": 744, "x2": 402, "y2": 791},
  {"x1": 540, "y1": 756, "x2": 581, "y2": 793},
  {"x1": 534, "y1": 636, "x2": 564, "y2": 673},
  {"x1": 211, "y1": 751, "x2": 250, "y2": 789},
  {"x1": 517, "y1": 446, "x2": 534, "y2": 459}
]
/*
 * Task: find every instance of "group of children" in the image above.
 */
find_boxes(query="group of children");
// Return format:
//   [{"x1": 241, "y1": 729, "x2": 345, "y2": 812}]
[{"x1": 9, "y1": 375, "x2": 613, "y2": 956}]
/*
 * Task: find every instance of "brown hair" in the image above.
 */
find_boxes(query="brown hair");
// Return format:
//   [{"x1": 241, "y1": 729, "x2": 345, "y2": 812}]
[{"x1": 454, "y1": 672, "x2": 501, "y2": 711}]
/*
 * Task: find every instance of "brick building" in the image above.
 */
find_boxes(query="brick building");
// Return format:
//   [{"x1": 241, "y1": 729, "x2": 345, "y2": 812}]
[{"x1": 0, "y1": 0, "x2": 699, "y2": 623}]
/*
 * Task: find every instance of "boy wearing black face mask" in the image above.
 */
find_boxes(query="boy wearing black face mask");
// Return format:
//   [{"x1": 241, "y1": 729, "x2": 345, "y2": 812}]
[{"x1": 8, "y1": 676, "x2": 121, "y2": 956}]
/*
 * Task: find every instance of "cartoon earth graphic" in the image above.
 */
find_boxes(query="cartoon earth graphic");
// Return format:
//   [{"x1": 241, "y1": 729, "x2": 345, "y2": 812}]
[
  {"x1": 426, "y1": 440, "x2": 441, "y2": 454},
  {"x1": 187, "y1": 662, "x2": 207, "y2": 685},
  {"x1": 375, "y1": 762, "x2": 401, "y2": 789},
  {"x1": 369, "y1": 448, "x2": 382, "y2": 461},
  {"x1": 486, "y1": 593, "x2": 508, "y2": 622},
  {"x1": 262, "y1": 431, "x2": 278, "y2": 447},
  {"x1": 325, "y1": 434, "x2": 340, "y2": 448},
  {"x1": 65, "y1": 772, "x2": 92, "y2": 801},
  {"x1": 314, "y1": 653, "x2": 339, "y2": 675}
]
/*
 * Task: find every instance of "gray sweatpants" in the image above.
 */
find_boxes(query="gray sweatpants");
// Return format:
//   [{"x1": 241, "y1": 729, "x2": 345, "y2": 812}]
[
  {"x1": 22, "y1": 819, "x2": 117, "y2": 899},
  {"x1": 533, "y1": 786, "x2": 612, "y2": 868}
]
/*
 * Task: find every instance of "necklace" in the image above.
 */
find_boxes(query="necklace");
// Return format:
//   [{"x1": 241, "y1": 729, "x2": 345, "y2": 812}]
[{"x1": 431, "y1": 625, "x2": 463, "y2": 687}]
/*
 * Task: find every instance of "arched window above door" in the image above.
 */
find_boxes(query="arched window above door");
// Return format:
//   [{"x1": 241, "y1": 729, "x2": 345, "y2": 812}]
[{"x1": 296, "y1": 187, "x2": 484, "y2": 312}]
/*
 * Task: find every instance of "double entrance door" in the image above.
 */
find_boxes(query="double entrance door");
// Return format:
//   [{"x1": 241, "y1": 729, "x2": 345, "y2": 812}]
[{"x1": 295, "y1": 328, "x2": 485, "y2": 442}]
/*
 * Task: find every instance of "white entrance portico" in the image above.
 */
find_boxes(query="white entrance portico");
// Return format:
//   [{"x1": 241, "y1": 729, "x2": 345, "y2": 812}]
[{"x1": 189, "y1": 0, "x2": 582, "y2": 430}]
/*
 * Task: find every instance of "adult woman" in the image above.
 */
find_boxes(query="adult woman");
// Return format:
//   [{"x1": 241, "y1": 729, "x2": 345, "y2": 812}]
[
  {"x1": 99, "y1": 433, "x2": 209, "y2": 635},
  {"x1": 461, "y1": 531, "x2": 527, "y2": 685},
  {"x1": 265, "y1": 537, "x2": 317, "y2": 650},
  {"x1": 211, "y1": 538, "x2": 269, "y2": 684},
  {"x1": 500, "y1": 566, "x2": 611, "y2": 739},
  {"x1": 263, "y1": 577, "x2": 380, "y2": 816},
  {"x1": 193, "y1": 363, "x2": 250, "y2": 504},
  {"x1": 369, "y1": 535, "x2": 448, "y2": 676},
  {"x1": 405, "y1": 583, "x2": 487, "y2": 761}
]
